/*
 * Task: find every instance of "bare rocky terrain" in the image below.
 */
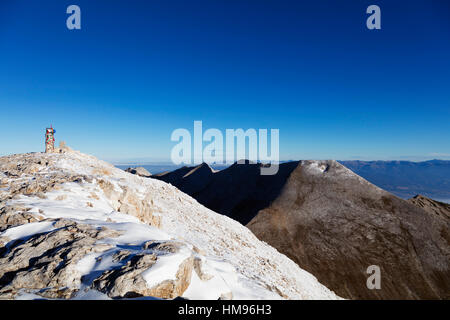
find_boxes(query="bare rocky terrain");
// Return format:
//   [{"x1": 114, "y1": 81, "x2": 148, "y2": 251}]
[
  {"x1": 149, "y1": 160, "x2": 450, "y2": 299},
  {"x1": 408, "y1": 194, "x2": 450, "y2": 220}
]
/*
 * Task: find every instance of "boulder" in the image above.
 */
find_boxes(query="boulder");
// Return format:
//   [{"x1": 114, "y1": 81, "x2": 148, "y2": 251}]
[
  {"x1": 125, "y1": 167, "x2": 152, "y2": 178},
  {"x1": 92, "y1": 242, "x2": 195, "y2": 299}
]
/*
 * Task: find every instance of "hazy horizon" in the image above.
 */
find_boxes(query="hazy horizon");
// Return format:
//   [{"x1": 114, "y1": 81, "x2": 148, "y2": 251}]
[{"x1": 110, "y1": 157, "x2": 450, "y2": 166}]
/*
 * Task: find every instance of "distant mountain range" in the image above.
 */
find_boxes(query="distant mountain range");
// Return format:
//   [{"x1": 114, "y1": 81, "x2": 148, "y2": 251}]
[
  {"x1": 118, "y1": 160, "x2": 450, "y2": 203},
  {"x1": 339, "y1": 160, "x2": 450, "y2": 202}
]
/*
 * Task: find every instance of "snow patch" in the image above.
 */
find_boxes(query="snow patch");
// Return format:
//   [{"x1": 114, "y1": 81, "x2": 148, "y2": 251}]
[{"x1": 0, "y1": 221, "x2": 56, "y2": 243}]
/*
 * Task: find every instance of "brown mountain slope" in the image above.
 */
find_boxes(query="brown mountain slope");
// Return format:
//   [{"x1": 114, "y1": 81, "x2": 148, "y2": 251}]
[
  {"x1": 247, "y1": 160, "x2": 450, "y2": 299},
  {"x1": 408, "y1": 194, "x2": 450, "y2": 220}
]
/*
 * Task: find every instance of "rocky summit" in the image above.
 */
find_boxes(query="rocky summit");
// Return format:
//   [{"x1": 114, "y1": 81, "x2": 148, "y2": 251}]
[{"x1": 0, "y1": 151, "x2": 339, "y2": 300}]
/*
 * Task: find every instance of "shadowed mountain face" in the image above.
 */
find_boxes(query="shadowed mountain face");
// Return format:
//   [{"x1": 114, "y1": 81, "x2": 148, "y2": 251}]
[
  {"x1": 154, "y1": 161, "x2": 300, "y2": 225},
  {"x1": 154, "y1": 163, "x2": 215, "y2": 196},
  {"x1": 150, "y1": 160, "x2": 450, "y2": 299}
]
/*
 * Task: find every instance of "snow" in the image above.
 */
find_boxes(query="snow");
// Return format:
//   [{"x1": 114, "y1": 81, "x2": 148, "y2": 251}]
[
  {"x1": 183, "y1": 264, "x2": 230, "y2": 300},
  {"x1": 0, "y1": 151, "x2": 341, "y2": 300},
  {"x1": 0, "y1": 221, "x2": 56, "y2": 243},
  {"x1": 99, "y1": 221, "x2": 171, "y2": 244},
  {"x1": 76, "y1": 252, "x2": 103, "y2": 276},
  {"x1": 305, "y1": 161, "x2": 328, "y2": 173},
  {"x1": 142, "y1": 249, "x2": 190, "y2": 288},
  {"x1": 72, "y1": 289, "x2": 111, "y2": 300},
  {"x1": 15, "y1": 291, "x2": 49, "y2": 300},
  {"x1": 10, "y1": 183, "x2": 141, "y2": 225}
]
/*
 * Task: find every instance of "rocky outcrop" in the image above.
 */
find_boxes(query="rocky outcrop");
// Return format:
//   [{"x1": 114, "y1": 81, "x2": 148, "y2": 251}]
[
  {"x1": 0, "y1": 218, "x2": 199, "y2": 300},
  {"x1": 92, "y1": 242, "x2": 194, "y2": 299},
  {"x1": 0, "y1": 152, "x2": 92, "y2": 204},
  {"x1": 0, "y1": 219, "x2": 120, "y2": 299},
  {"x1": 125, "y1": 167, "x2": 152, "y2": 178},
  {"x1": 96, "y1": 180, "x2": 162, "y2": 228},
  {"x1": 408, "y1": 194, "x2": 450, "y2": 220},
  {"x1": 57, "y1": 141, "x2": 75, "y2": 154},
  {"x1": 0, "y1": 205, "x2": 43, "y2": 232}
]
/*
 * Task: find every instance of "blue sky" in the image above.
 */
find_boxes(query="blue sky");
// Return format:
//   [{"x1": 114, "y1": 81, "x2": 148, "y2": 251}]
[{"x1": 0, "y1": 0, "x2": 449, "y2": 163}]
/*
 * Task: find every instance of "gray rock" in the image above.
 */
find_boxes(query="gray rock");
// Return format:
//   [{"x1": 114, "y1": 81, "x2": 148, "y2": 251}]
[
  {"x1": 0, "y1": 219, "x2": 121, "y2": 299},
  {"x1": 125, "y1": 167, "x2": 152, "y2": 178},
  {"x1": 92, "y1": 242, "x2": 195, "y2": 299},
  {"x1": 0, "y1": 205, "x2": 42, "y2": 232}
]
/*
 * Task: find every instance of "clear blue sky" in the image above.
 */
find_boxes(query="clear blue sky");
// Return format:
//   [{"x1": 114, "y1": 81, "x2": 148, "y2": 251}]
[{"x1": 0, "y1": 0, "x2": 449, "y2": 163}]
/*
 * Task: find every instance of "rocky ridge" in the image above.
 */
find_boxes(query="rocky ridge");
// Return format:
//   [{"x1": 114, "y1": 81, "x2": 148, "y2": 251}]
[
  {"x1": 147, "y1": 159, "x2": 450, "y2": 299},
  {"x1": 0, "y1": 151, "x2": 339, "y2": 300}
]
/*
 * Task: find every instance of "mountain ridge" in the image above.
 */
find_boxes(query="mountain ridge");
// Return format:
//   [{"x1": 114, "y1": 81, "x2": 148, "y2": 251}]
[{"x1": 148, "y1": 159, "x2": 450, "y2": 299}]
